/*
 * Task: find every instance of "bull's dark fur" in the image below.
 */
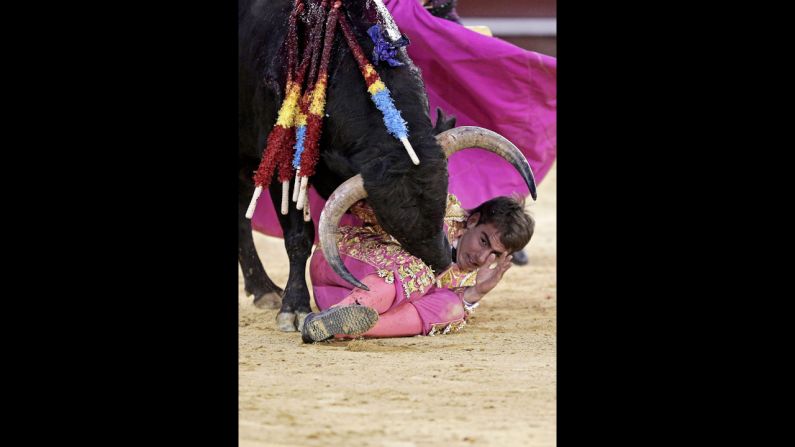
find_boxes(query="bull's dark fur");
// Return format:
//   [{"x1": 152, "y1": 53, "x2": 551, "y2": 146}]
[{"x1": 239, "y1": 0, "x2": 455, "y2": 328}]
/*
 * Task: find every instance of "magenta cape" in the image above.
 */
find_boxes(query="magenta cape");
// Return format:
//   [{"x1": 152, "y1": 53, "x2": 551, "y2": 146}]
[{"x1": 251, "y1": 0, "x2": 556, "y2": 241}]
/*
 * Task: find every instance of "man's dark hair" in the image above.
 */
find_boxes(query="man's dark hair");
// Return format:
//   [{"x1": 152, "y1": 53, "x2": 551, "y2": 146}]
[{"x1": 468, "y1": 196, "x2": 535, "y2": 253}]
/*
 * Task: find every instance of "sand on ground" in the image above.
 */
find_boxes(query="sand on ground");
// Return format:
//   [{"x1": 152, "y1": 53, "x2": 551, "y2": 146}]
[{"x1": 239, "y1": 163, "x2": 556, "y2": 447}]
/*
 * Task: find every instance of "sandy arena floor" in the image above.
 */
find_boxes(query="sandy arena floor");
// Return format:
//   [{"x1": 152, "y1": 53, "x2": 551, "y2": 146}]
[{"x1": 239, "y1": 163, "x2": 556, "y2": 446}]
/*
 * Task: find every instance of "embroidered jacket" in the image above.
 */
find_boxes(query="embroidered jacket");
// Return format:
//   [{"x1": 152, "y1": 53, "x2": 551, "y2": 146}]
[{"x1": 336, "y1": 193, "x2": 477, "y2": 300}]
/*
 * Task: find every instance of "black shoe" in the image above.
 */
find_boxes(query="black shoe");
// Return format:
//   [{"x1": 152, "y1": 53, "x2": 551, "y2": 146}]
[
  {"x1": 301, "y1": 305, "x2": 379, "y2": 343},
  {"x1": 511, "y1": 249, "x2": 529, "y2": 266}
]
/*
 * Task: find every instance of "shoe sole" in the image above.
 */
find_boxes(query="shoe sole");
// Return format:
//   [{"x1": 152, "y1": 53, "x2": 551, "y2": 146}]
[{"x1": 303, "y1": 306, "x2": 379, "y2": 342}]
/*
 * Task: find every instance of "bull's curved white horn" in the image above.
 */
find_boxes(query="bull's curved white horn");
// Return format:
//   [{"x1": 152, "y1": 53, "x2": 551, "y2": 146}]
[
  {"x1": 436, "y1": 126, "x2": 538, "y2": 200},
  {"x1": 318, "y1": 174, "x2": 370, "y2": 291}
]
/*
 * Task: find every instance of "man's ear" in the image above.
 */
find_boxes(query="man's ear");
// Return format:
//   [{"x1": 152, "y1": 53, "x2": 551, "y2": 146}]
[{"x1": 466, "y1": 212, "x2": 480, "y2": 228}]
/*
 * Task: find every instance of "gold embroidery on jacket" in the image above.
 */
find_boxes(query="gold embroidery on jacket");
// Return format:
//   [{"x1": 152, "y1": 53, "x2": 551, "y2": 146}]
[
  {"x1": 336, "y1": 226, "x2": 435, "y2": 300},
  {"x1": 335, "y1": 193, "x2": 473, "y2": 299},
  {"x1": 435, "y1": 264, "x2": 477, "y2": 289}
]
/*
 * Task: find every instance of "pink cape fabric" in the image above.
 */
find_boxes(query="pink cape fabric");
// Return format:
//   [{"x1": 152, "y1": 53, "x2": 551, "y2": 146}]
[{"x1": 251, "y1": 0, "x2": 557, "y2": 241}]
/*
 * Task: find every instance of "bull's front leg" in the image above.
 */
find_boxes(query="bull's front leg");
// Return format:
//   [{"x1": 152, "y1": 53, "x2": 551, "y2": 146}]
[
  {"x1": 270, "y1": 182, "x2": 314, "y2": 332},
  {"x1": 239, "y1": 175, "x2": 284, "y2": 308}
]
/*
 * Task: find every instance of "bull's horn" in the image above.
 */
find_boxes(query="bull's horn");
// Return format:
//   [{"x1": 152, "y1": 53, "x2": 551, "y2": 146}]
[
  {"x1": 318, "y1": 174, "x2": 370, "y2": 291},
  {"x1": 436, "y1": 126, "x2": 538, "y2": 200}
]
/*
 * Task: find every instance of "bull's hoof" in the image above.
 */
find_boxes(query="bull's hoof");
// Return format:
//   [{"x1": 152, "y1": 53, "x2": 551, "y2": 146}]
[
  {"x1": 253, "y1": 291, "x2": 282, "y2": 309},
  {"x1": 295, "y1": 311, "x2": 309, "y2": 332},
  {"x1": 276, "y1": 312, "x2": 298, "y2": 332}
]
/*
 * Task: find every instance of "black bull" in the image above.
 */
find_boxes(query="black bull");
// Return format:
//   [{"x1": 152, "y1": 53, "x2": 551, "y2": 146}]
[{"x1": 238, "y1": 0, "x2": 535, "y2": 331}]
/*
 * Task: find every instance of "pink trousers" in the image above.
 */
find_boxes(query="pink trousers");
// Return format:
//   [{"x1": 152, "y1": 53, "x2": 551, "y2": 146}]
[
  {"x1": 310, "y1": 250, "x2": 467, "y2": 337},
  {"x1": 330, "y1": 274, "x2": 423, "y2": 338}
]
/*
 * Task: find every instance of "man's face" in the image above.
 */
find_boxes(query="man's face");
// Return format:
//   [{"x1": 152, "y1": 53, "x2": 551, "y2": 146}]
[{"x1": 456, "y1": 213, "x2": 508, "y2": 271}]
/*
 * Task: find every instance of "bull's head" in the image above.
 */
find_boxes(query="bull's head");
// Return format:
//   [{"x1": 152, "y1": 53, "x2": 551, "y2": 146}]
[{"x1": 318, "y1": 126, "x2": 537, "y2": 290}]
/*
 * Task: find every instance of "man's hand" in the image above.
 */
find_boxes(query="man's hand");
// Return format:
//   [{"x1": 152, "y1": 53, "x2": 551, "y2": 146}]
[{"x1": 465, "y1": 252, "x2": 513, "y2": 303}]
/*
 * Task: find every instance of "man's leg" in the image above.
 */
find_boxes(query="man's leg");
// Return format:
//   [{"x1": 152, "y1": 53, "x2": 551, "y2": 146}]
[
  {"x1": 329, "y1": 274, "x2": 396, "y2": 314},
  {"x1": 306, "y1": 284, "x2": 467, "y2": 341},
  {"x1": 358, "y1": 302, "x2": 423, "y2": 338},
  {"x1": 302, "y1": 304, "x2": 380, "y2": 343},
  {"x1": 304, "y1": 273, "x2": 427, "y2": 341},
  {"x1": 405, "y1": 287, "x2": 466, "y2": 336},
  {"x1": 302, "y1": 274, "x2": 395, "y2": 343},
  {"x1": 328, "y1": 302, "x2": 423, "y2": 339}
]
